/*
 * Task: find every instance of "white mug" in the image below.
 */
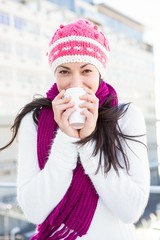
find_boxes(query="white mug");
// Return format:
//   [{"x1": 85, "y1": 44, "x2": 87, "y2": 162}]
[{"x1": 64, "y1": 87, "x2": 86, "y2": 129}]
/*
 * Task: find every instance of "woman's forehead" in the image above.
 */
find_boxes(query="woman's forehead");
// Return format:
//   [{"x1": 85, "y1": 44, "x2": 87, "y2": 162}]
[{"x1": 57, "y1": 62, "x2": 96, "y2": 69}]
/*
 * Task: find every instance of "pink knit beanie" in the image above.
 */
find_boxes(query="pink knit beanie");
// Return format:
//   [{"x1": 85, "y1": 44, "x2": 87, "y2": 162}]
[{"x1": 47, "y1": 19, "x2": 110, "y2": 78}]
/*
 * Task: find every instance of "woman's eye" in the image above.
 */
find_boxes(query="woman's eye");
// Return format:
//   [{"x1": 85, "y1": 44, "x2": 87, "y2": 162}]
[
  {"x1": 59, "y1": 70, "x2": 69, "y2": 74},
  {"x1": 83, "y1": 69, "x2": 92, "y2": 73}
]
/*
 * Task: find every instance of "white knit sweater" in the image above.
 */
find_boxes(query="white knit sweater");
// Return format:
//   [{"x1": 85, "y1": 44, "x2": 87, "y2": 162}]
[{"x1": 17, "y1": 104, "x2": 150, "y2": 240}]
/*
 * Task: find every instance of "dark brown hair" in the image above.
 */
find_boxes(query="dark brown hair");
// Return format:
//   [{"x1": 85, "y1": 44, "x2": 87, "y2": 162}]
[{"x1": 0, "y1": 95, "x2": 145, "y2": 175}]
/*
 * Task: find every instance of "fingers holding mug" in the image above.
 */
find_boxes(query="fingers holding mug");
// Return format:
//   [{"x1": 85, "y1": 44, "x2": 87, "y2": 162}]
[{"x1": 52, "y1": 90, "x2": 74, "y2": 123}]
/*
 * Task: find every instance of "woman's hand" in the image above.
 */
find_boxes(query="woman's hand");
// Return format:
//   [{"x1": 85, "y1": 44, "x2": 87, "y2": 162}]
[
  {"x1": 52, "y1": 88, "x2": 99, "y2": 139},
  {"x1": 52, "y1": 90, "x2": 79, "y2": 138},
  {"x1": 79, "y1": 87, "x2": 99, "y2": 139}
]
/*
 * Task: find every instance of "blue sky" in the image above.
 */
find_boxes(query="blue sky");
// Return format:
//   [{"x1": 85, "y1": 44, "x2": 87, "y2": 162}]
[
  {"x1": 94, "y1": 0, "x2": 160, "y2": 27},
  {"x1": 93, "y1": 0, "x2": 160, "y2": 44}
]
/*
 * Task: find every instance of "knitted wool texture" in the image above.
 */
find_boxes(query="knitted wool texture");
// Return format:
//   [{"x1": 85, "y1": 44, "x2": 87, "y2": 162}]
[
  {"x1": 47, "y1": 19, "x2": 110, "y2": 78},
  {"x1": 30, "y1": 80, "x2": 118, "y2": 240}
]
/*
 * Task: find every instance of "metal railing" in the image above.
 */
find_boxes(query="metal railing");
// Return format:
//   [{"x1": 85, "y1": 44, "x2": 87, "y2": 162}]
[
  {"x1": 0, "y1": 182, "x2": 160, "y2": 192},
  {"x1": 0, "y1": 182, "x2": 16, "y2": 188},
  {"x1": 0, "y1": 182, "x2": 160, "y2": 239},
  {"x1": 150, "y1": 186, "x2": 160, "y2": 194}
]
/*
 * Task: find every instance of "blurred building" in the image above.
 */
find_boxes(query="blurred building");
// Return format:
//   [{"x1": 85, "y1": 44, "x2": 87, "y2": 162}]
[{"x1": 0, "y1": 0, "x2": 159, "y2": 196}]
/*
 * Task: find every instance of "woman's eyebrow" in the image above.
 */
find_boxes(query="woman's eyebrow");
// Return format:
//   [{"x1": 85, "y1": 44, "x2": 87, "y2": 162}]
[
  {"x1": 57, "y1": 65, "x2": 70, "y2": 70},
  {"x1": 80, "y1": 64, "x2": 92, "y2": 68}
]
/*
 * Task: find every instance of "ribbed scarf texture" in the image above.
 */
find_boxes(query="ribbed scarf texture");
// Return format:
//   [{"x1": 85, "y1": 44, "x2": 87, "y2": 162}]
[{"x1": 30, "y1": 80, "x2": 118, "y2": 240}]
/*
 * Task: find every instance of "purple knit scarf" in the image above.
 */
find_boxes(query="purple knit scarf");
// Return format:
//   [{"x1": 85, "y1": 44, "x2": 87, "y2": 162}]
[{"x1": 30, "y1": 80, "x2": 118, "y2": 240}]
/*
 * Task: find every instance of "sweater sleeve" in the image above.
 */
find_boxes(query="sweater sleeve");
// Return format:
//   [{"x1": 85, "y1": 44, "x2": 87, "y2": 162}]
[
  {"x1": 78, "y1": 104, "x2": 150, "y2": 224},
  {"x1": 17, "y1": 112, "x2": 79, "y2": 224}
]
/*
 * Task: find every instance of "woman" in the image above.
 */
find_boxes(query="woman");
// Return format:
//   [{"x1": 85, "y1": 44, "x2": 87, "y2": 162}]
[{"x1": 1, "y1": 19, "x2": 150, "y2": 240}]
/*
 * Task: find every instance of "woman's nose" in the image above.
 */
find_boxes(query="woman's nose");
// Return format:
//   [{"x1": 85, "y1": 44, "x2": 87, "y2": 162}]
[{"x1": 71, "y1": 74, "x2": 83, "y2": 88}]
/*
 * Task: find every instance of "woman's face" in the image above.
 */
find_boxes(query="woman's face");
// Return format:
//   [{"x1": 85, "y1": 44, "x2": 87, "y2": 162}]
[{"x1": 54, "y1": 62, "x2": 100, "y2": 93}]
